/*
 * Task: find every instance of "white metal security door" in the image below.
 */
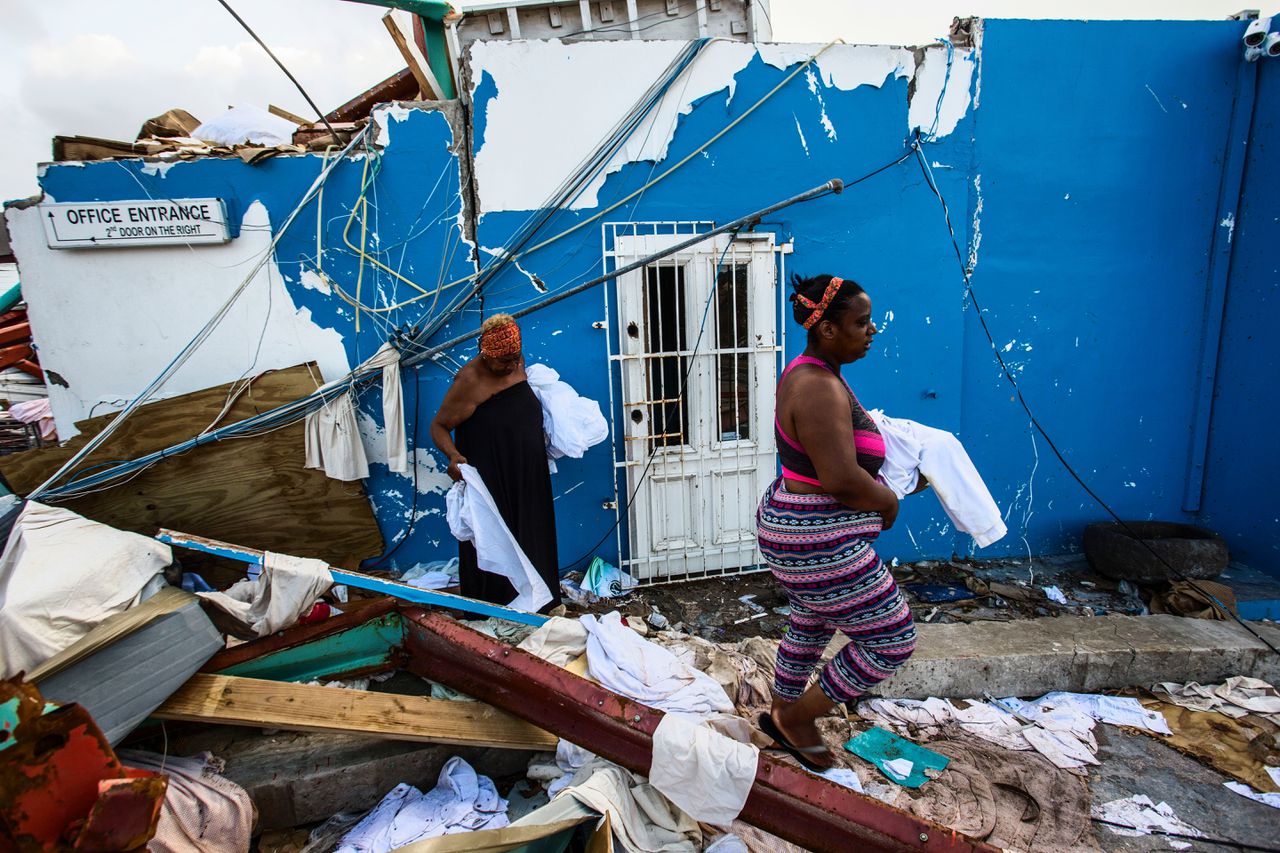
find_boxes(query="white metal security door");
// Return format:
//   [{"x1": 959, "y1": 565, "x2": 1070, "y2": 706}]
[{"x1": 611, "y1": 230, "x2": 778, "y2": 581}]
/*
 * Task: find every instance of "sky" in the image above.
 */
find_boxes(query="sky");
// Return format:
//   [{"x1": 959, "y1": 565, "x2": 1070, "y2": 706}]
[{"x1": 0, "y1": 0, "x2": 1260, "y2": 199}]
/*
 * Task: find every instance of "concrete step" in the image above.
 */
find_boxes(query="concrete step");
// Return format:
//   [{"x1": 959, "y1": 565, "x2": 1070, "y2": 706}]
[{"x1": 867, "y1": 614, "x2": 1280, "y2": 700}]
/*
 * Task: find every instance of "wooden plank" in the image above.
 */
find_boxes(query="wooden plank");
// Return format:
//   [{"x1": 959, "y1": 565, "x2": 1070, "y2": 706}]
[
  {"x1": 268, "y1": 104, "x2": 310, "y2": 125},
  {"x1": 157, "y1": 528, "x2": 548, "y2": 627},
  {"x1": 382, "y1": 11, "x2": 445, "y2": 100},
  {"x1": 153, "y1": 673, "x2": 558, "y2": 750},
  {"x1": 0, "y1": 364, "x2": 383, "y2": 569}
]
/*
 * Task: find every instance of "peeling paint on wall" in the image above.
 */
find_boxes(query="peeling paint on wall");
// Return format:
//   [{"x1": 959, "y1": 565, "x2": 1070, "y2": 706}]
[
  {"x1": 7, "y1": 201, "x2": 350, "y2": 436},
  {"x1": 908, "y1": 44, "x2": 976, "y2": 139}
]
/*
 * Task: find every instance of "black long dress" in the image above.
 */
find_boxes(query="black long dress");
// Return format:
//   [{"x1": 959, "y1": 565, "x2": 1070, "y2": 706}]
[{"x1": 455, "y1": 380, "x2": 561, "y2": 611}]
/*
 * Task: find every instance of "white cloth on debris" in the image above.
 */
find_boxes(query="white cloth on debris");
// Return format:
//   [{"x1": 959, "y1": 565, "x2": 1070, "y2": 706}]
[
  {"x1": 704, "y1": 835, "x2": 749, "y2": 853},
  {"x1": 1092, "y1": 794, "x2": 1203, "y2": 841},
  {"x1": 7, "y1": 398, "x2": 56, "y2": 440},
  {"x1": 649, "y1": 713, "x2": 758, "y2": 826},
  {"x1": 336, "y1": 758, "x2": 509, "y2": 853},
  {"x1": 119, "y1": 750, "x2": 255, "y2": 853},
  {"x1": 1004, "y1": 692, "x2": 1172, "y2": 735},
  {"x1": 193, "y1": 105, "x2": 297, "y2": 147},
  {"x1": 525, "y1": 364, "x2": 608, "y2": 467},
  {"x1": 867, "y1": 410, "x2": 1007, "y2": 548},
  {"x1": 581, "y1": 611, "x2": 734, "y2": 717},
  {"x1": 552, "y1": 758, "x2": 699, "y2": 853},
  {"x1": 1152, "y1": 677, "x2": 1280, "y2": 724},
  {"x1": 197, "y1": 551, "x2": 332, "y2": 637},
  {"x1": 305, "y1": 343, "x2": 406, "y2": 481},
  {"x1": 445, "y1": 464, "x2": 552, "y2": 613},
  {"x1": 518, "y1": 616, "x2": 589, "y2": 666},
  {"x1": 0, "y1": 502, "x2": 172, "y2": 679},
  {"x1": 858, "y1": 696, "x2": 1099, "y2": 770}
]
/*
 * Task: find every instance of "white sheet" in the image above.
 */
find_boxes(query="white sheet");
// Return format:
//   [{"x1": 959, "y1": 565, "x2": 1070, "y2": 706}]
[
  {"x1": 445, "y1": 464, "x2": 553, "y2": 613},
  {"x1": 336, "y1": 757, "x2": 509, "y2": 853},
  {"x1": 649, "y1": 713, "x2": 758, "y2": 826},
  {"x1": 196, "y1": 551, "x2": 333, "y2": 637},
  {"x1": 868, "y1": 411, "x2": 1007, "y2": 548},
  {"x1": 304, "y1": 342, "x2": 406, "y2": 481},
  {"x1": 0, "y1": 502, "x2": 172, "y2": 678},
  {"x1": 525, "y1": 364, "x2": 608, "y2": 464}
]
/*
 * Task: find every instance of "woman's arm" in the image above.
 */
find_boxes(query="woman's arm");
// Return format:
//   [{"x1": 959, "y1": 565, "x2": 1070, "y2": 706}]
[
  {"x1": 431, "y1": 374, "x2": 480, "y2": 482},
  {"x1": 790, "y1": 373, "x2": 900, "y2": 527}
]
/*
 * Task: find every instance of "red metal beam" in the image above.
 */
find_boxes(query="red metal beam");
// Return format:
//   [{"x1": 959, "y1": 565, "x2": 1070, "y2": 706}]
[{"x1": 401, "y1": 609, "x2": 995, "y2": 853}]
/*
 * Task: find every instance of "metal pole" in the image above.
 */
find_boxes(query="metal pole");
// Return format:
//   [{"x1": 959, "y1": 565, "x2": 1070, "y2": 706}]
[{"x1": 403, "y1": 178, "x2": 844, "y2": 368}]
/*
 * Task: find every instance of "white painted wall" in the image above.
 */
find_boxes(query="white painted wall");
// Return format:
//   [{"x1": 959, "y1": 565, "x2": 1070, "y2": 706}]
[
  {"x1": 6, "y1": 201, "x2": 350, "y2": 436},
  {"x1": 468, "y1": 39, "x2": 973, "y2": 214}
]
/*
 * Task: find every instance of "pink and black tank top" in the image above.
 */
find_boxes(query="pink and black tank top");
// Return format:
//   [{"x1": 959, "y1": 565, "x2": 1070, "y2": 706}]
[{"x1": 775, "y1": 355, "x2": 885, "y2": 487}]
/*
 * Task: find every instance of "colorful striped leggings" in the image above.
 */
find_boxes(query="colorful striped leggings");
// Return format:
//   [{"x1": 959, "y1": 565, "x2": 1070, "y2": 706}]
[{"x1": 756, "y1": 477, "x2": 917, "y2": 704}]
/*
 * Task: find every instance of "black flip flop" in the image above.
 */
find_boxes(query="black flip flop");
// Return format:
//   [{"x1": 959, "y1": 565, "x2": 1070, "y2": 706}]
[{"x1": 757, "y1": 712, "x2": 833, "y2": 772}]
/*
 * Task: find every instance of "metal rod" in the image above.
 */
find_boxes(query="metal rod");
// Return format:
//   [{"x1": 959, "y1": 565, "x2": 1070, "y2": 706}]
[{"x1": 404, "y1": 178, "x2": 844, "y2": 368}]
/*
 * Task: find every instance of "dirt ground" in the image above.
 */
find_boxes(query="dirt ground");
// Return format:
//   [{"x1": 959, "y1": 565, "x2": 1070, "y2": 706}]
[{"x1": 562, "y1": 553, "x2": 1151, "y2": 642}]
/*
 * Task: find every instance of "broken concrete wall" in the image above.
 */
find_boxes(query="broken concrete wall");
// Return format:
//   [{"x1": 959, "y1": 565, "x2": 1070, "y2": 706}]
[
  {"x1": 5, "y1": 20, "x2": 1276, "y2": 579},
  {"x1": 4, "y1": 103, "x2": 477, "y2": 564}
]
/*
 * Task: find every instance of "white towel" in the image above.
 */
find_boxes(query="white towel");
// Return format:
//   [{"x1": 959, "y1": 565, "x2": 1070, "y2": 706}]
[
  {"x1": 868, "y1": 411, "x2": 1007, "y2": 548},
  {"x1": 445, "y1": 464, "x2": 553, "y2": 613}
]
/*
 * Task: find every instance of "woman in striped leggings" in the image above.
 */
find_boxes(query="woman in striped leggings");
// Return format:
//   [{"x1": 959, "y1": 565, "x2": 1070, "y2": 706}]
[{"x1": 757, "y1": 273, "x2": 917, "y2": 770}]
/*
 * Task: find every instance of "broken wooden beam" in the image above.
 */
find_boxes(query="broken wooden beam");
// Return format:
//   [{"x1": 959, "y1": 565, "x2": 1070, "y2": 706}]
[
  {"x1": 326, "y1": 68, "x2": 420, "y2": 124},
  {"x1": 155, "y1": 528, "x2": 549, "y2": 627},
  {"x1": 382, "y1": 11, "x2": 446, "y2": 100},
  {"x1": 401, "y1": 609, "x2": 997, "y2": 853},
  {"x1": 153, "y1": 673, "x2": 557, "y2": 750}
]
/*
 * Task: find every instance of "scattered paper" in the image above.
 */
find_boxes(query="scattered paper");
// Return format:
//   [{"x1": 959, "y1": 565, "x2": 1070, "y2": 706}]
[
  {"x1": 883, "y1": 758, "x2": 914, "y2": 781},
  {"x1": 1224, "y1": 781, "x2": 1280, "y2": 809},
  {"x1": 1093, "y1": 794, "x2": 1203, "y2": 842},
  {"x1": 813, "y1": 766, "x2": 863, "y2": 792},
  {"x1": 1043, "y1": 585, "x2": 1068, "y2": 604}
]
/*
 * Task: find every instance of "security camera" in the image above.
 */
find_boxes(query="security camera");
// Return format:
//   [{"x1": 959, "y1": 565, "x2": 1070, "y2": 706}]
[
  {"x1": 1265, "y1": 31, "x2": 1280, "y2": 57},
  {"x1": 1243, "y1": 16, "x2": 1271, "y2": 46}
]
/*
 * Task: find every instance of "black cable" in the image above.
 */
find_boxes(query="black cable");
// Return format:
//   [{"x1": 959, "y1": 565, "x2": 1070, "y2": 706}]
[
  {"x1": 910, "y1": 136, "x2": 1279, "y2": 657},
  {"x1": 214, "y1": 0, "x2": 339, "y2": 141},
  {"x1": 559, "y1": 144, "x2": 919, "y2": 573},
  {"x1": 1090, "y1": 817, "x2": 1280, "y2": 852}
]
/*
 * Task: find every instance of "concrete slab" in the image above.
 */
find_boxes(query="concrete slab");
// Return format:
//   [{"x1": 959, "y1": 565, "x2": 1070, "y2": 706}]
[
  {"x1": 869, "y1": 614, "x2": 1280, "y2": 700},
  {"x1": 1090, "y1": 725, "x2": 1278, "y2": 851}
]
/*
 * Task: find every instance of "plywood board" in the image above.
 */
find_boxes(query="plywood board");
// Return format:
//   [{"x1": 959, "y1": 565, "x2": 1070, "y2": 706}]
[
  {"x1": 0, "y1": 364, "x2": 383, "y2": 569},
  {"x1": 154, "y1": 673, "x2": 558, "y2": 750}
]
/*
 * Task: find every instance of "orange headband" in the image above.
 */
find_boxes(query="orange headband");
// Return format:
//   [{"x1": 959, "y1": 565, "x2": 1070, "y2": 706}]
[
  {"x1": 796, "y1": 277, "x2": 844, "y2": 330},
  {"x1": 480, "y1": 320, "x2": 521, "y2": 357}
]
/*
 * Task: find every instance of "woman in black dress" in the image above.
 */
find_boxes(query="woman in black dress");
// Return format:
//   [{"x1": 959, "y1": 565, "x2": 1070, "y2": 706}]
[{"x1": 430, "y1": 314, "x2": 560, "y2": 611}]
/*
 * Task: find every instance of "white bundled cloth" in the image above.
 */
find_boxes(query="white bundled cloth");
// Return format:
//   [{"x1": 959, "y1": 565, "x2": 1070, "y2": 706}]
[
  {"x1": 193, "y1": 105, "x2": 297, "y2": 147},
  {"x1": 0, "y1": 503, "x2": 172, "y2": 678},
  {"x1": 649, "y1": 713, "x2": 758, "y2": 826},
  {"x1": 445, "y1": 464, "x2": 553, "y2": 612},
  {"x1": 304, "y1": 342, "x2": 406, "y2": 481},
  {"x1": 196, "y1": 551, "x2": 333, "y2": 637},
  {"x1": 868, "y1": 410, "x2": 1007, "y2": 548},
  {"x1": 336, "y1": 757, "x2": 509, "y2": 852},
  {"x1": 525, "y1": 364, "x2": 608, "y2": 469}
]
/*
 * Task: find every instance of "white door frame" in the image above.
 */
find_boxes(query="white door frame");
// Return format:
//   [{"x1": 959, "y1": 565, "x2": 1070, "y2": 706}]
[{"x1": 608, "y1": 229, "x2": 779, "y2": 581}]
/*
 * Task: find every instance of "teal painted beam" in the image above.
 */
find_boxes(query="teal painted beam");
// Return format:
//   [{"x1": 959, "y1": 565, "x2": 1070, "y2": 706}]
[{"x1": 219, "y1": 611, "x2": 404, "y2": 683}]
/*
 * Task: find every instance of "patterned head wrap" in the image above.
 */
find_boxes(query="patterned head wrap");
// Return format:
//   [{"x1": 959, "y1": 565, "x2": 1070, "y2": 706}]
[
  {"x1": 795, "y1": 277, "x2": 845, "y2": 330},
  {"x1": 479, "y1": 316, "x2": 522, "y2": 358}
]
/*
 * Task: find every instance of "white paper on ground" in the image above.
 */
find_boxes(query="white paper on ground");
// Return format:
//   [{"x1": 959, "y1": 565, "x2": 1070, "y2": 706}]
[
  {"x1": 882, "y1": 758, "x2": 914, "y2": 781},
  {"x1": 815, "y1": 767, "x2": 864, "y2": 792},
  {"x1": 649, "y1": 713, "x2": 759, "y2": 826},
  {"x1": 1043, "y1": 585, "x2": 1068, "y2": 604},
  {"x1": 445, "y1": 464, "x2": 552, "y2": 612},
  {"x1": 1224, "y1": 780, "x2": 1280, "y2": 809},
  {"x1": 1093, "y1": 794, "x2": 1203, "y2": 840}
]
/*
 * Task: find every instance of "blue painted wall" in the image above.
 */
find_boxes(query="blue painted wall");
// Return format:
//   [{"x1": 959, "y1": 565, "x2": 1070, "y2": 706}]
[
  {"x1": 25, "y1": 20, "x2": 1280, "y2": 578},
  {"x1": 1198, "y1": 57, "x2": 1280, "y2": 570}
]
